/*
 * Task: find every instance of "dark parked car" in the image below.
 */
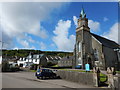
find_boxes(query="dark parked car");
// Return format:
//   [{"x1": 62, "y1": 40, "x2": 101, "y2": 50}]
[{"x1": 35, "y1": 69, "x2": 57, "y2": 79}]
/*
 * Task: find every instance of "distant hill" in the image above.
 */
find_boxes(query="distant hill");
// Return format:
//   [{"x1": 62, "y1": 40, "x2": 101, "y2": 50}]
[{"x1": 2, "y1": 49, "x2": 73, "y2": 59}]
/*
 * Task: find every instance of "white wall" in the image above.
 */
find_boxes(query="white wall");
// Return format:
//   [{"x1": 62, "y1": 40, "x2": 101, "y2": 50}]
[
  {"x1": 17, "y1": 58, "x2": 40, "y2": 67},
  {"x1": 0, "y1": 56, "x2": 2, "y2": 64}
]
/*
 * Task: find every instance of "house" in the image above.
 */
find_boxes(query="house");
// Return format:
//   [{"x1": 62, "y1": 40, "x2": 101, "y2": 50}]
[
  {"x1": 17, "y1": 54, "x2": 46, "y2": 67},
  {"x1": 8, "y1": 59, "x2": 18, "y2": 67},
  {"x1": 58, "y1": 56, "x2": 74, "y2": 67},
  {"x1": 46, "y1": 55, "x2": 61, "y2": 65},
  {"x1": 72, "y1": 8, "x2": 120, "y2": 70},
  {"x1": 17, "y1": 53, "x2": 61, "y2": 68}
]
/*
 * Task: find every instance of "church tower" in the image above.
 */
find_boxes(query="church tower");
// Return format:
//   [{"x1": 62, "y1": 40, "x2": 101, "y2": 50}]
[{"x1": 73, "y1": 8, "x2": 93, "y2": 69}]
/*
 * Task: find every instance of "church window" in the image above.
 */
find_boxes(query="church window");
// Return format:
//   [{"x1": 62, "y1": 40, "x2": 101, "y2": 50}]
[
  {"x1": 119, "y1": 51, "x2": 120, "y2": 62},
  {"x1": 78, "y1": 57, "x2": 82, "y2": 65},
  {"x1": 94, "y1": 49, "x2": 99, "y2": 61},
  {"x1": 78, "y1": 42, "x2": 81, "y2": 52}
]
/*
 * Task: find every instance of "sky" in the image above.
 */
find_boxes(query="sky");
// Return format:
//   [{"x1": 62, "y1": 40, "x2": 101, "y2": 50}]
[{"x1": 0, "y1": 1, "x2": 119, "y2": 52}]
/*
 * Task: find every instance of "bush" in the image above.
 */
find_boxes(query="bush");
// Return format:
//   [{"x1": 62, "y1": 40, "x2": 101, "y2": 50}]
[
  {"x1": 46, "y1": 62, "x2": 56, "y2": 67},
  {"x1": 2, "y1": 61, "x2": 10, "y2": 72},
  {"x1": 10, "y1": 67, "x2": 20, "y2": 72},
  {"x1": 2, "y1": 61, "x2": 21, "y2": 72},
  {"x1": 30, "y1": 64, "x2": 38, "y2": 70}
]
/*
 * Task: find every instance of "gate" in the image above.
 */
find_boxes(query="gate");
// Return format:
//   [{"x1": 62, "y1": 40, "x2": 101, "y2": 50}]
[{"x1": 99, "y1": 72, "x2": 108, "y2": 86}]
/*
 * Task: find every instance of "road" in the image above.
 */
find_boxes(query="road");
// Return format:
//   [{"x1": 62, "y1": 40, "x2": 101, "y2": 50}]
[{"x1": 2, "y1": 71, "x2": 94, "y2": 88}]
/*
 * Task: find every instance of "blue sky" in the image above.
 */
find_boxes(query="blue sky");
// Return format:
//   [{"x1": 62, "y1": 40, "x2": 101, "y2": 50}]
[{"x1": 1, "y1": 2, "x2": 119, "y2": 51}]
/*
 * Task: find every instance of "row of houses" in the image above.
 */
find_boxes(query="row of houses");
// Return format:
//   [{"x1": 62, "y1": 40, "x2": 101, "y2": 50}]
[
  {"x1": 6, "y1": 53, "x2": 74, "y2": 68},
  {"x1": 58, "y1": 56, "x2": 74, "y2": 67},
  {"x1": 17, "y1": 54, "x2": 62, "y2": 67}
]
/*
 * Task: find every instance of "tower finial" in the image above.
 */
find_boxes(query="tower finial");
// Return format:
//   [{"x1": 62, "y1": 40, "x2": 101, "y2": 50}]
[{"x1": 80, "y1": 7, "x2": 86, "y2": 19}]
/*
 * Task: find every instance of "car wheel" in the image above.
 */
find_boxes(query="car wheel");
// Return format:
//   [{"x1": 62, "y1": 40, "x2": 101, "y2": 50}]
[
  {"x1": 41, "y1": 76, "x2": 45, "y2": 80},
  {"x1": 37, "y1": 76, "x2": 40, "y2": 79}
]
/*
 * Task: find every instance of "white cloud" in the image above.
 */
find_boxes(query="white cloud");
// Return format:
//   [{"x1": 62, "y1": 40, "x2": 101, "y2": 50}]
[
  {"x1": 16, "y1": 38, "x2": 36, "y2": 49},
  {"x1": 13, "y1": 47, "x2": 19, "y2": 50},
  {"x1": 27, "y1": 36, "x2": 35, "y2": 43},
  {"x1": 102, "y1": 22, "x2": 119, "y2": 44},
  {"x1": 18, "y1": 39, "x2": 30, "y2": 48},
  {"x1": 39, "y1": 42, "x2": 46, "y2": 50},
  {"x1": 88, "y1": 20, "x2": 100, "y2": 32},
  {"x1": 50, "y1": 43, "x2": 55, "y2": 47},
  {"x1": 73, "y1": 16, "x2": 78, "y2": 27},
  {"x1": 52, "y1": 20, "x2": 75, "y2": 51},
  {"x1": 103, "y1": 17, "x2": 108, "y2": 22},
  {"x1": 1, "y1": 2, "x2": 65, "y2": 49}
]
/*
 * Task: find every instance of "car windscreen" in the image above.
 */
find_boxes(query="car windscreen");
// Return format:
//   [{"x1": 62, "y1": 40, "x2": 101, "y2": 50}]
[{"x1": 42, "y1": 69, "x2": 53, "y2": 73}]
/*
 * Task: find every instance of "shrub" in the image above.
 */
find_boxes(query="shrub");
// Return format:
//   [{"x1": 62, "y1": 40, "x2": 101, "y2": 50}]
[
  {"x1": 46, "y1": 62, "x2": 56, "y2": 67},
  {"x1": 30, "y1": 64, "x2": 38, "y2": 70},
  {"x1": 2, "y1": 61, "x2": 10, "y2": 72},
  {"x1": 10, "y1": 67, "x2": 20, "y2": 72}
]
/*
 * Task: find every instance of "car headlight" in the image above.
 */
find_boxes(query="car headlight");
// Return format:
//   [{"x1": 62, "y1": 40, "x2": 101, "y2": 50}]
[{"x1": 37, "y1": 72, "x2": 40, "y2": 74}]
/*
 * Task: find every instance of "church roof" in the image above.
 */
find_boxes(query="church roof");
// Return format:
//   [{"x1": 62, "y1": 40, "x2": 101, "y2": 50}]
[{"x1": 91, "y1": 33, "x2": 119, "y2": 49}]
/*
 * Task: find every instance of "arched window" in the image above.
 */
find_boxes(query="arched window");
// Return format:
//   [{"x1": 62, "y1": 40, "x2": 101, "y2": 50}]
[
  {"x1": 78, "y1": 42, "x2": 81, "y2": 52},
  {"x1": 94, "y1": 49, "x2": 99, "y2": 61},
  {"x1": 78, "y1": 57, "x2": 82, "y2": 65}
]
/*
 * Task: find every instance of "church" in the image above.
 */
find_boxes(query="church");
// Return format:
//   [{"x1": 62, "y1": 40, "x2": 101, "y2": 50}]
[{"x1": 72, "y1": 8, "x2": 120, "y2": 70}]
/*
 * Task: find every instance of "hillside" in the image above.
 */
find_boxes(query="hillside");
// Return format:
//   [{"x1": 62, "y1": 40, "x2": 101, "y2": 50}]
[{"x1": 2, "y1": 49, "x2": 73, "y2": 59}]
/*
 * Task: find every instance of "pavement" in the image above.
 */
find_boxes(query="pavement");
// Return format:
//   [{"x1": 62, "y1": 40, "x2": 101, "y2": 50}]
[{"x1": 2, "y1": 71, "x2": 95, "y2": 88}]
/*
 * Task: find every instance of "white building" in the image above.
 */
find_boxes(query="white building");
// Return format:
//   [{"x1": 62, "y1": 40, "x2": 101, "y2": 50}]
[
  {"x1": 17, "y1": 54, "x2": 62, "y2": 68},
  {"x1": 17, "y1": 54, "x2": 45, "y2": 68},
  {"x1": 0, "y1": 56, "x2": 2, "y2": 64}
]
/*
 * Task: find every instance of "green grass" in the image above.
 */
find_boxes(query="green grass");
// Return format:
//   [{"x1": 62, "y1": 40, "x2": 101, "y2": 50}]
[
  {"x1": 116, "y1": 71, "x2": 120, "y2": 74},
  {"x1": 58, "y1": 69, "x2": 93, "y2": 73},
  {"x1": 30, "y1": 70, "x2": 36, "y2": 72},
  {"x1": 100, "y1": 73, "x2": 107, "y2": 82},
  {"x1": 51, "y1": 65, "x2": 59, "y2": 67}
]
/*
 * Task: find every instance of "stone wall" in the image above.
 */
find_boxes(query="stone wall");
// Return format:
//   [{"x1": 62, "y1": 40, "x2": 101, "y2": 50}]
[
  {"x1": 55, "y1": 67, "x2": 120, "y2": 89},
  {"x1": 56, "y1": 70, "x2": 96, "y2": 86},
  {"x1": 92, "y1": 36, "x2": 105, "y2": 70},
  {"x1": 103, "y1": 46, "x2": 119, "y2": 70},
  {"x1": 113, "y1": 75, "x2": 120, "y2": 90}
]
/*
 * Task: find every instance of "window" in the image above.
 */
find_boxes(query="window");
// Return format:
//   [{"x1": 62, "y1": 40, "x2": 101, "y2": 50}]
[
  {"x1": 78, "y1": 57, "x2": 82, "y2": 65},
  {"x1": 78, "y1": 42, "x2": 81, "y2": 52},
  {"x1": 36, "y1": 55, "x2": 39, "y2": 58},
  {"x1": 35, "y1": 59, "x2": 37, "y2": 62},
  {"x1": 94, "y1": 49, "x2": 99, "y2": 61},
  {"x1": 118, "y1": 51, "x2": 120, "y2": 62},
  {"x1": 29, "y1": 55, "x2": 32, "y2": 58}
]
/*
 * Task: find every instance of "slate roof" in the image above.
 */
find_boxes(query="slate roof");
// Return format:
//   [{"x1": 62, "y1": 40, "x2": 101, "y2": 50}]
[
  {"x1": 26, "y1": 54, "x2": 44, "y2": 59},
  {"x1": 61, "y1": 56, "x2": 74, "y2": 61},
  {"x1": 91, "y1": 33, "x2": 119, "y2": 49}
]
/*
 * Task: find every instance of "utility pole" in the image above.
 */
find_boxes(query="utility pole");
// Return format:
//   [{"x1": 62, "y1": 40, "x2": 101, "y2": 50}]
[{"x1": 0, "y1": 41, "x2": 7, "y2": 50}]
